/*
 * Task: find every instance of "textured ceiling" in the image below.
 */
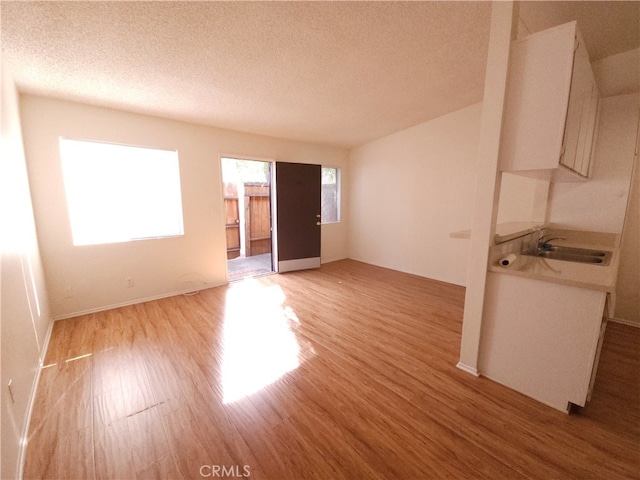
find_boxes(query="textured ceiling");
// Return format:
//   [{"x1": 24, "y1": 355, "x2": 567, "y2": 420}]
[
  {"x1": 2, "y1": 1, "x2": 639, "y2": 148},
  {"x1": 519, "y1": 1, "x2": 640, "y2": 61}
]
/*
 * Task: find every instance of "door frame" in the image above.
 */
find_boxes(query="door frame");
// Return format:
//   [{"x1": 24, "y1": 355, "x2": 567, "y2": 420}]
[
  {"x1": 219, "y1": 154, "x2": 278, "y2": 281},
  {"x1": 219, "y1": 155, "x2": 326, "y2": 280}
]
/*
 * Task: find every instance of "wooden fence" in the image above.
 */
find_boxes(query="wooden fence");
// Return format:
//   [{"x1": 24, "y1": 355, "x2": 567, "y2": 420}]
[{"x1": 224, "y1": 182, "x2": 271, "y2": 259}]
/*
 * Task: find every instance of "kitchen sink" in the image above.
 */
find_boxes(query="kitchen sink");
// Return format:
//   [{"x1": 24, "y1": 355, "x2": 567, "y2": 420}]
[
  {"x1": 544, "y1": 245, "x2": 609, "y2": 257},
  {"x1": 523, "y1": 245, "x2": 612, "y2": 266}
]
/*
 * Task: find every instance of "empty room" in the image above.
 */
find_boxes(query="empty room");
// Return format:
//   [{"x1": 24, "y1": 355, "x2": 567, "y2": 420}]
[{"x1": 1, "y1": 1, "x2": 639, "y2": 479}]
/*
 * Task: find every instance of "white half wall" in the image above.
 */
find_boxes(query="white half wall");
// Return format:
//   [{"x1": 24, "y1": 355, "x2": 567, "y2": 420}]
[
  {"x1": 347, "y1": 102, "x2": 482, "y2": 286},
  {"x1": 1, "y1": 66, "x2": 52, "y2": 480},
  {"x1": 20, "y1": 95, "x2": 349, "y2": 319}
]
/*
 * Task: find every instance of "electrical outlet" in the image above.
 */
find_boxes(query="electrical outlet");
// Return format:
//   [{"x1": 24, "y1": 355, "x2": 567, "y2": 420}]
[{"x1": 125, "y1": 277, "x2": 134, "y2": 288}]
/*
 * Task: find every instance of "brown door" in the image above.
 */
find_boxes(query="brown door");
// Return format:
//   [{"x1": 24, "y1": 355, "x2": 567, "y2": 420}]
[{"x1": 275, "y1": 162, "x2": 321, "y2": 272}]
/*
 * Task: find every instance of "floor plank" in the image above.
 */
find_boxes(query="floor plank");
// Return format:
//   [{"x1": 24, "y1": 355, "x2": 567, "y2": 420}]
[{"x1": 23, "y1": 259, "x2": 640, "y2": 479}]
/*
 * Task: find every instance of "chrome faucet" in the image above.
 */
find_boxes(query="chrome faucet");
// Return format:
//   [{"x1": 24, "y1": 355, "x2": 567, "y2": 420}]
[{"x1": 537, "y1": 234, "x2": 567, "y2": 250}]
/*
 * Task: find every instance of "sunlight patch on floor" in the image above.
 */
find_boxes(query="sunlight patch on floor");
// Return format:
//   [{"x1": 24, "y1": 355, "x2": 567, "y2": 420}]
[{"x1": 221, "y1": 279, "x2": 312, "y2": 403}]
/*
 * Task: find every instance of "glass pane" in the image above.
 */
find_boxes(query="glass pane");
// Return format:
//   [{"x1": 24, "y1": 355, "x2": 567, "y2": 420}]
[
  {"x1": 321, "y1": 167, "x2": 339, "y2": 223},
  {"x1": 59, "y1": 139, "x2": 184, "y2": 246}
]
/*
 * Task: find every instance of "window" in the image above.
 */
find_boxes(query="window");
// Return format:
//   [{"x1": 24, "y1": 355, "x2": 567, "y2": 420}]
[
  {"x1": 321, "y1": 166, "x2": 340, "y2": 223},
  {"x1": 59, "y1": 138, "x2": 184, "y2": 246}
]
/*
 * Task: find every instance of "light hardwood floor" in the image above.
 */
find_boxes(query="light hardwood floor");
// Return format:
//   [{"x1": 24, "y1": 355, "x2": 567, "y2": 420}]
[{"x1": 24, "y1": 260, "x2": 639, "y2": 479}]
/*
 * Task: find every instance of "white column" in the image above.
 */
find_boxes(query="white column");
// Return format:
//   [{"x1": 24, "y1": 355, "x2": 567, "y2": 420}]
[{"x1": 458, "y1": 1, "x2": 518, "y2": 375}]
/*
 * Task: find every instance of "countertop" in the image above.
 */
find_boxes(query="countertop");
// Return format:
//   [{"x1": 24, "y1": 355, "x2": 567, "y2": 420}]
[
  {"x1": 449, "y1": 221, "x2": 544, "y2": 241},
  {"x1": 488, "y1": 229, "x2": 621, "y2": 293}
]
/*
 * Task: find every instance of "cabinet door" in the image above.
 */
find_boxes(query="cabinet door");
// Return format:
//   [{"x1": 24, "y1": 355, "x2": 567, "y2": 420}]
[
  {"x1": 559, "y1": 34, "x2": 593, "y2": 173},
  {"x1": 576, "y1": 84, "x2": 600, "y2": 177},
  {"x1": 499, "y1": 21, "x2": 599, "y2": 181},
  {"x1": 499, "y1": 22, "x2": 576, "y2": 172},
  {"x1": 479, "y1": 273, "x2": 607, "y2": 412},
  {"x1": 587, "y1": 298, "x2": 608, "y2": 402}
]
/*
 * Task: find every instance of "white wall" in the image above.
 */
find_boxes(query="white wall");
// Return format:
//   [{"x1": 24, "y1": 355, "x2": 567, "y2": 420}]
[
  {"x1": 20, "y1": 95, "x2": 349, "y2": 320},
  {"x1": 496, "y1": 173, "x2": 549, "y2": 225},
  {"x1": 615, "y1": 125, "x2": 639, "y2": 324},
  {"x1": 592, "y1": 48, "x2": 640, "y2": 98},
  {"x1": 547, "y1": 93, "x2": 639, "y2": 234},
  {"x1": 348, "y1": 102, "x2": 482, "y2": 286},
  {"x1": 1, "y1": 67, "x2": 52, "y2": 479}
]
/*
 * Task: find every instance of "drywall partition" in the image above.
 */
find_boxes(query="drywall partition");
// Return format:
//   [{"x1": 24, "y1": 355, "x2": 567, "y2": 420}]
[
  {"x1": 20, "y1": 95, "x2": 349, "y2": 319},
  {"x1": 458, "y1": 1, "x2": 516, "y2": 375},
  {"x1": 615, "y1": 137, "x2": 639, "y2": 325},
  {"x1": 348, "y1": 102, "x2": 481, "y2": 286},
  {"x1": 1, "y1": 66, "x2": 52, "y2": 480}
]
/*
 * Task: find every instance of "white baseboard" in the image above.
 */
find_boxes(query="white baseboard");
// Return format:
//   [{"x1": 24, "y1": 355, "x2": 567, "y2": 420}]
[
  {"x1": 609, "y1": 317, "x2": 640, "y2": 328},
  {"x1": 52, "y1": 282, "x2": 225, "y2": 321},
  {"x1": 18, "y1": 318, "x2": 54, "y2": 479},
  {"x1": 456, "y1": 362, "x2": 480, "y2": 377}
]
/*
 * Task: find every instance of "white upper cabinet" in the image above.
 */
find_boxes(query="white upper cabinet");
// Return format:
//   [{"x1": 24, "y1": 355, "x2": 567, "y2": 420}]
[{"x1": 499, "y1": 21, "x2": 600, "y2": 182}]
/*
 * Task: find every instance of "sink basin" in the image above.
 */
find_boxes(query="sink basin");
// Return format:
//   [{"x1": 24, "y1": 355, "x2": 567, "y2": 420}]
[
  {"x1": 523, "y1": 245, "x2": 612, "y2": 266},
  {"x1": 535, "y1": 251, "x2": 610, "y2": 265},
  {"x1": 545, "y1": 245, "x2": 609, "y2": 257}
]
